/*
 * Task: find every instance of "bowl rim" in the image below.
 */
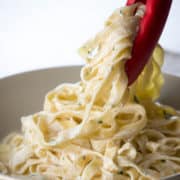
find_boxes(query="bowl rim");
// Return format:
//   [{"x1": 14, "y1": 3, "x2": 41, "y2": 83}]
[{"x1": 0, "y1": 65, "x2": 180, "y2": 81}]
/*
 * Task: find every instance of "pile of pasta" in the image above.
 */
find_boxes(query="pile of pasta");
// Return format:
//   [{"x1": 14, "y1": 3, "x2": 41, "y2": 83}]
[{"x1": 0, "y1": 3, "x2": 180, "y2": 180}]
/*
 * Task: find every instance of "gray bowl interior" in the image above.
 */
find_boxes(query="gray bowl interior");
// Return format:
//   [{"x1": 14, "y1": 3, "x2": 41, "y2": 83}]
[
  {"x1": 0, "y1": 66, "x2": 80, "y2": 137},
  {"x1": 0, "y1": 66, "x2": 180, "y2": 138}
]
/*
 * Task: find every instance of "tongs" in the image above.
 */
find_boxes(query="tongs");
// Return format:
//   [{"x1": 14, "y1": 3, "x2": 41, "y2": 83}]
[
  {"x1": 124, "y1": 1, "x2": 180, "y2": 179},
  {"x1": 125, "y1": 0, "x2": 172, "y2": 85}
]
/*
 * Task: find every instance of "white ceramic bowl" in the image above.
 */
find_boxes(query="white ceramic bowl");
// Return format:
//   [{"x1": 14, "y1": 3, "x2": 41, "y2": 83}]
[
  {"x1": 0, "y1": 66, "x2": 180, "y2": 137},
  {"x1": 0, "y1": 66, "x2": 180, "y2": 179}
]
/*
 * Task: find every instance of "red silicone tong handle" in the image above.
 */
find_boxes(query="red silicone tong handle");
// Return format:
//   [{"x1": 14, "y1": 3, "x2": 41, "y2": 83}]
[{"x1": 125, "y1": 0, "x2": 172, "y2": 85}]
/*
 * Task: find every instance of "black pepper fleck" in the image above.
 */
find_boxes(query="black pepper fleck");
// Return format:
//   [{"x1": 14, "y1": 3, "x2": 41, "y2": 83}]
[
  {"x1": 98, "y1": 120, "x2": 103, "y2": 124},
  {"x1": 117, "y1": 170, "x2": 124, "y2": 175}
]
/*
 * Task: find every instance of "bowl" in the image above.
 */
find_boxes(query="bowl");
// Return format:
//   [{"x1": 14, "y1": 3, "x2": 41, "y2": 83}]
[{"x1": 0, "y1": 66, "x2": 180, "y2": 179}]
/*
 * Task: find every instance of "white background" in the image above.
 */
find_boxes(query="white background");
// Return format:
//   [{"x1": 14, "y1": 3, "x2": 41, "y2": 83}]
[{"x1": 0, "y1": 0, "x2": 179, "y2": 78}]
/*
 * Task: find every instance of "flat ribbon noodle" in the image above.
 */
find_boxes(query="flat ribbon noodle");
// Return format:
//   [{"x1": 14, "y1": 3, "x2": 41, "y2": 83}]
[{"x1": 0, "y1": 3, "x2": 180, "y2": 180}]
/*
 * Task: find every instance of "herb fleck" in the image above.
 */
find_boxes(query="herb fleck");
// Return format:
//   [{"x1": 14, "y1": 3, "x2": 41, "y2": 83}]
[
  {"x1": 163, "y1": 110, "x2": 172, "y2": 120},
  {"x1": 87, "y1": 160, "x2": 92, "y2": 164},
  {"x1": 134, "y1": 96, "x2": 140, "y2": 103}
]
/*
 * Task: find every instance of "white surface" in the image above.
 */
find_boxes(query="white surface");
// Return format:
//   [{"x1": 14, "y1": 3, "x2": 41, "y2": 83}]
[
  {"x1": 160, "y1": 0, "x2": 180, "y2": 53},
  {"x1": 0, "y1": 0, "x2": 179, "y2": 78}
]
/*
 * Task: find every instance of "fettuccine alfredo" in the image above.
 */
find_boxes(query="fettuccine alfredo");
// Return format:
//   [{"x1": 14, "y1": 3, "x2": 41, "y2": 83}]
[{"x1": 0, "y1": 3, "x2": 180, "y2": 180}]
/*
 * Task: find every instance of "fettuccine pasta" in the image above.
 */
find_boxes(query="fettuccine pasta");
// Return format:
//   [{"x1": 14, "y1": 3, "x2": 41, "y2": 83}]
[{"x1": 0, "y1": 3, "x2": 180, "y2": 180}]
